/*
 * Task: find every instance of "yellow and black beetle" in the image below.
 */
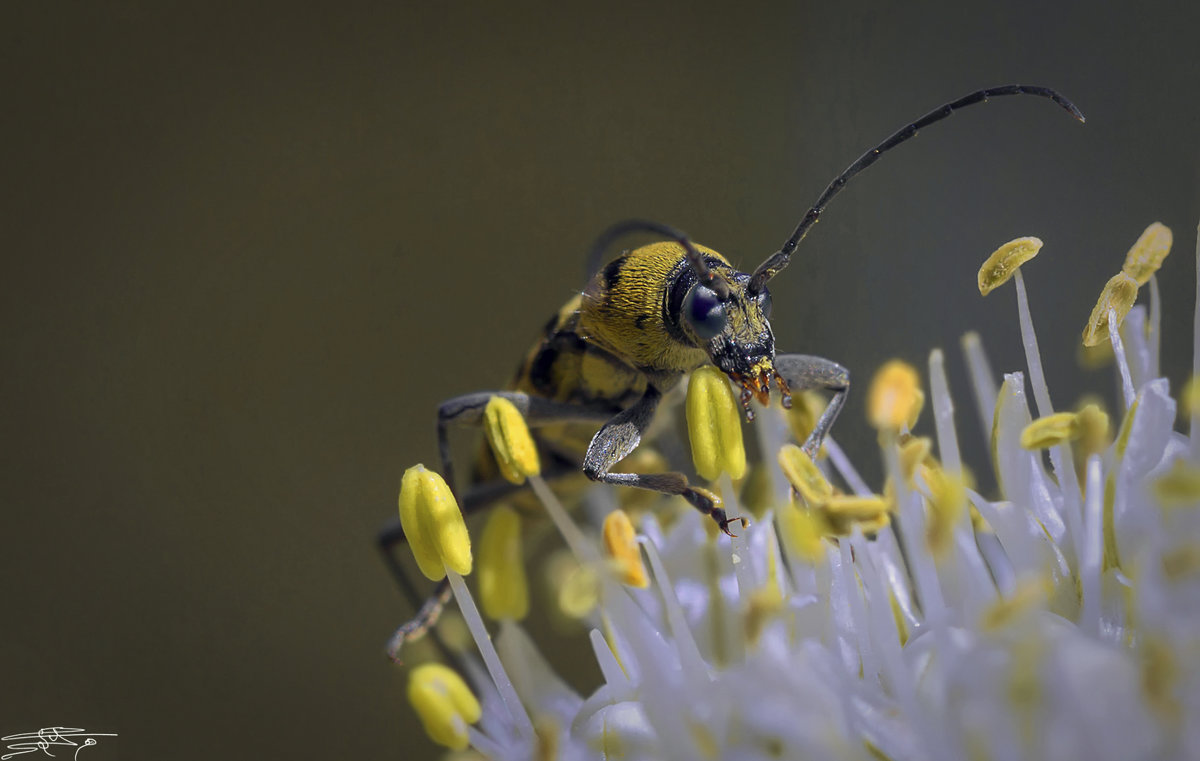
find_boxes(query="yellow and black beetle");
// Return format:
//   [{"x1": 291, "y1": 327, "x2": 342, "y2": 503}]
[{"x1": 381, "y1": 84, "x2": 1084, "y2": 657}]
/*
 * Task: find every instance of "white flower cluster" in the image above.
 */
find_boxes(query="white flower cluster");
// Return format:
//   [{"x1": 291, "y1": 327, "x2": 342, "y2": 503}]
[{"x1": 418, "y1": 226, "x2": 1200, "y2": 761}]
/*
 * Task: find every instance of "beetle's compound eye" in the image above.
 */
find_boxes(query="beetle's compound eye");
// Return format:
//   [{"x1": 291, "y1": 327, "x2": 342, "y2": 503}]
[
  {"x1": 759, "y1": 288, "x2": 772, "y2": 319},
  {"x1": 683, "y1": 284, "x2": 727, "y2": 341}
]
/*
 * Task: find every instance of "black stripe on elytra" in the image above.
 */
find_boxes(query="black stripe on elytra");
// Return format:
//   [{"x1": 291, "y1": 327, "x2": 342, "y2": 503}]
[{"x1": 528, "y1": 331, "x2": 588, "y2": 392}]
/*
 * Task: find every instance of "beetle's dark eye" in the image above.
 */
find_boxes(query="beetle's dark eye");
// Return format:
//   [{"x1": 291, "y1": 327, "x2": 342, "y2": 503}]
[
  {"x1": 759, "y1": 288, "x2": 773, "y2": 319},
  {"x1": 683, "y1": 284, "x2": 727, "y2": 340}
]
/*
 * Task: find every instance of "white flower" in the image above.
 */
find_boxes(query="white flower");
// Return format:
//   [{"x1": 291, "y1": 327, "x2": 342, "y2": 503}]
[{"x1": 408, "y1": 223, "x2": 1200, "y2": 761}]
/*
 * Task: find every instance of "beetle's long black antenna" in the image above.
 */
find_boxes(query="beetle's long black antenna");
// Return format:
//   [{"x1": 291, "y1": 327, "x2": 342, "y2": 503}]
[
  {"x1": 587, "y1": 218, "x2": 731, "y2": 299},
  {"x1": 747, "y1": 85, "x2": 1085, "y2": 294}
]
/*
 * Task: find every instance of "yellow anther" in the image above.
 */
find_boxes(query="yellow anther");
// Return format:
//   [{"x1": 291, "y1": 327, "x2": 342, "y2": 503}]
[
  {"x1": 602, "y1": 509, "x2": 649, "y2": 588},
  {"x1": 1153, "y1": 459, "x2": 1200, "y2": 507},
  {"x1": 1183, "y1": 375, "x2": 1200, "y2": 419},
  {"x1": 786, "y1": 390, "x2": 828, "y2": 457},
  {"x1": 689, "y1": 722, "x2": 720, "y2": 760},
  {"x1": 483, "y1": 396, "x2": 541, "y2": 484},
  {"x1": 1121, "y1": 221, "x2": 1173, "y2": 285},
  {"x1": 977, "y1": 236, "x2": 1043, "y2": 296},
  {"x1": 1161, "y1": 545, "x2": 1200, "y2": 581},
  {"x1": 534, "y1": 718, "x2": 561, "y2": 761},
  {"x1": 921, "y1": 464, "x2": 966, "y2": 557},
  {"x1": 738, "y1": 464, "x2": 773, "y2": 520},
  {"x1": 979, "y1": 578, "x2": 1046, "y2": 631},
  {"x1": 686, "y1": 365, "x2": 746, "y2": 481},
  {"x1": 818, "y1": 494, "x2": 891, "y2": 536},
  {"x1": 559, "y1": 567, "x2": 599, "y2": 619},
  {"x1": 1077, "y1": 339, "x2": 1115, "y2": 370},
  {"x1": 909, "y1": 387, "x2": 925, "y2": 430},
  {"x1": 867, "y1": 360, "x2": 922, "y2": 431},
  {"x1": 1019, "y1": 412, "x2": 1078, "y2": 449},
  {"x1": 1142, "y1": 637, "x2": 1181, "y2": 723},
  {"x1": 744, "y1": 583, "x2": 785, "y2": 646},
  {"x1": 776, "y1": 502, "x2": 828, "y2": 563},
  {"x1": 777, "y1": 444, "x2": 833, "y2": 506},
  {"x1": 477, "y1": 505, "x2": 528, "y2": 621},
  {"x1": 847, "y1": 512, "x2": 891, "y2": 537},
  {"x1": 407, "y1": 663, "x2": 482, "y2": 750},
  {"x1": 1073, "y1": 403, "x2": 1110, "y2": 457},
  {"x1": 1082, "y1": 271, "x2": 1139, "y2": 347},
  {"x1": 556, "y1": 560, "x2": 598, "y2": 619},
  {"x1": 398, "y1": 464, "x2": 472, "y2": 581},
  {"x1": 898, "y1": 435, "x2": 933, "y2": 483}
]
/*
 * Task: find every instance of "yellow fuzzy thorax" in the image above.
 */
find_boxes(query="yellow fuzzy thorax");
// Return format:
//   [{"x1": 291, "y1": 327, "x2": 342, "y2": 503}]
[{"x1": 580, "y1": 242, "x2": 726, "y2": 375}]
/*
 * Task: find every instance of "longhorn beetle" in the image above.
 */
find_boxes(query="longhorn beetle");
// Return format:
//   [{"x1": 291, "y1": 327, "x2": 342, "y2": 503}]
[{"x1": 381, "y1": 84, "x2": 1084, "y2": 657}]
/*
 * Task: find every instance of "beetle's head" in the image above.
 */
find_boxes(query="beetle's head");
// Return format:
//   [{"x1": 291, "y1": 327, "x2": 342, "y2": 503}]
[{"x1": 675, "y1": 266, "x2": 792, "y2": 420}]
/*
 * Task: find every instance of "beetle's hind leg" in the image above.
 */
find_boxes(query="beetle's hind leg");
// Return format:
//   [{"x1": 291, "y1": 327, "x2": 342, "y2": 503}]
[
  {"x1": 582, "y1": 386, "x2": 744, "y2": 536},
  {"x1": 774, "y1": 354, "x2": 851, "y2": 457}
]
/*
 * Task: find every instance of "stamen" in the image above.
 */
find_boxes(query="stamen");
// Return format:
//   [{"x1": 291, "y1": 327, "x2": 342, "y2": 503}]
[
  {"x1": 1019, "y1": 412, "x2": 1078, "y2": 449},
  {"x1": 898, "y1": 435, "x2": 933, "y2": 483},
  {"x1": 867, "y1": 360, "x2": 922, "y2": 431},
  {"x1": 777, "y1": 443, "x2": 833, "y2": 507},
  {"x1": 483, "y1": 396, "x2": 541, "y2": 484},
  {"x1": 477, "y1": 505, "x2": 529, "y2": 621},
  {"x1": 1152, "y1": 459, "x2": 1200, "y2": 507},
  {"x1": 817, "y1": 494, "x2": 892, "y2": 537},
  {"x1": 1012, "y1": 267, "x2": 1086, "y2": 566},
  {"x1": 445, "y1": 569, "x2": 535, "y2": 740},
  {"x1": 1080, "y1": 454, "x2": 1103, "y2": 635},
  {"x1": 407, "y1": 663, "x2": 482, "y2": 750},
  {"x1": 775, "y1": 499, "x2": 829, "y2": 563},
  {"x1": 977, "y1": 236, "x2": 1043, "y2": 296},
  {"x1": 1109, "y1": 308, "x2": 1137, "y2": 409},
  {"x1": 919, "y1": 462, "x2": 966, "y2": 558},
  {"x1": 1074, "y1": 404, "x2": 1111, "y2": 458},
  {"x1": 1082, "y1": 272, "x2": 1138, "y2": 347},
  {"x1": 1121, "y1": 221, "x2": 1173, "y2": 285},
  {"x1": 602, "y1": 509, "x2": 649, "y2": 588},
  {"x1": 398, "y1": 464, "x2": 473, "y2": 581},
  {"x1": 687, "y1": 366, "x2": 747, "y2": 481},
  {"x1": 960, "y1": 331, "x2": 999, "y2": 448}
]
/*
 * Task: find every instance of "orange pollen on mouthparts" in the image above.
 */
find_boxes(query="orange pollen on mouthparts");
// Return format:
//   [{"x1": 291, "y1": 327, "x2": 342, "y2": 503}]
[{"x1": 730, "y1": 363, "x2": 791, "y2": 421}]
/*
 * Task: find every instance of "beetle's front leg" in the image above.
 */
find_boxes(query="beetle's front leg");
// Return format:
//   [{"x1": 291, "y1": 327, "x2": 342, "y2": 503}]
[
  {"x1": 583, "y1": 386, "x2": 742, "y2": 536},
  {"x1": 775, "y1": 354, "x2": 850, "y2": 457}
]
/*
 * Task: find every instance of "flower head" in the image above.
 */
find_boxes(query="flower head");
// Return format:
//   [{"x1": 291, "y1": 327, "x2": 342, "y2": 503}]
[{"x1": 396, "y1": 221, "x2": 1200, "y2": 761}]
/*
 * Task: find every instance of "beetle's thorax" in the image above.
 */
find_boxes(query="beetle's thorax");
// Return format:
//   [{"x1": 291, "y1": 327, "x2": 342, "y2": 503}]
[{"x1": 580, "y1": 242, "x2": 791, "y2": 414}]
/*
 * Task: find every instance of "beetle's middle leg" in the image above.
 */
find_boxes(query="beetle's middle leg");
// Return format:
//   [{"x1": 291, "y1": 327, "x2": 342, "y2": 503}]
[
  {"x1": 582, "y1": 386, "x2": 743, "y2": 535},
  {"x1": 775, "y1": 353, "x2": 851, "y2": 457}
]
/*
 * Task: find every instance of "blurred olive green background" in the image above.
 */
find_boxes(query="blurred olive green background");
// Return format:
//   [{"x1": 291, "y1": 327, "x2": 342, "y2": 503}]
[{"x1": 3, "y1": 2, "x2": 1198, "y2": 759}]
